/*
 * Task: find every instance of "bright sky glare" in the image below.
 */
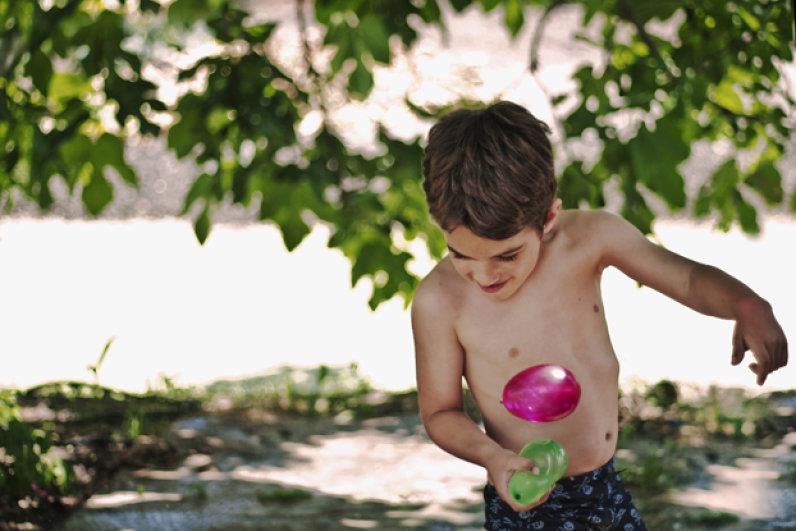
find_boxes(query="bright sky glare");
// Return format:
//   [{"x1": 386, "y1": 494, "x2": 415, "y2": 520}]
[{"x1": 1, "y1": 216, "x2": 792, "y2": 395}]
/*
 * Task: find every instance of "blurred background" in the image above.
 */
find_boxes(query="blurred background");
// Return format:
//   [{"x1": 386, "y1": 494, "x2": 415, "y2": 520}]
[{"x1": 1, "y1": 0, "x2": 795, "y2": 529}]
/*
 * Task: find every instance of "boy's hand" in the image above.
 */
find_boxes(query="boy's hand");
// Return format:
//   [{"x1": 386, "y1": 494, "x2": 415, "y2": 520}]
[
  {"x1": 484, "y1": 447, "x2": 555, "y2": 513},
  {"x1": 731, "y1": 297, "x2": 788, "y2": 385}
]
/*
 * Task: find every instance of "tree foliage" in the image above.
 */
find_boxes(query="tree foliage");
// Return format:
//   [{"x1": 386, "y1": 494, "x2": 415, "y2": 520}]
[{"x1": 1, "y1": 0, "x2": 793, "y2": 309}]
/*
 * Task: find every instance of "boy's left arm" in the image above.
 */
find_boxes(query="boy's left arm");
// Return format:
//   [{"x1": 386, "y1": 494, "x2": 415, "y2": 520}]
[{"x1": 594, "y1": 211, "x2": 788, "y2": 385}]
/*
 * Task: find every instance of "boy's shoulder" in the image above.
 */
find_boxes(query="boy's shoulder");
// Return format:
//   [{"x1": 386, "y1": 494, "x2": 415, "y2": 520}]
[
  {"x1": 559, "y1": 208, "x2": 633, "y2": 269},
  {"x1": 412, "y1": 209, "x2": 611, "y2": 304},
  {"x1": 412, "y1": 254, "x2": 462, "y2": 317},
  {"x1": 561, "y1": 208, "x2": 618, "y2": 245}
]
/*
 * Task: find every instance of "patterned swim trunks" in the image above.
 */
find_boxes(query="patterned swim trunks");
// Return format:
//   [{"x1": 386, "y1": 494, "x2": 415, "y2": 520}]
[{"x1": 483, "y1": 457, "x2": 646, "y2": 530}]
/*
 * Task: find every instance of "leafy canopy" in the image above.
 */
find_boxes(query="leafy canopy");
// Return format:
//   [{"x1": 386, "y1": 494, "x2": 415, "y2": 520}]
[{"x1": 1, "y1": 0, "x2": 793, "y2": 309}]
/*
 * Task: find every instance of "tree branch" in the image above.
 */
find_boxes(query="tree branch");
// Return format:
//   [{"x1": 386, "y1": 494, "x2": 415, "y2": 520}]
[
  {"x1": 3, "y1": 1, "x2": 82, "y2": 79},
  {"x1": 295, "y1": 0, "x2": 323, "y2": 100},
  {"x1": 524, "y1": 0, "x2": 578, "y2": 163},
  {"x1": 528, "y1": 0, "x2": 566, "y2": 73},
  {"x1": 528, "y1": 0, "x2": 567, "y2": 72},
  {"x1": 617, "y1": 0, "x2": 679, "y2": 82}
]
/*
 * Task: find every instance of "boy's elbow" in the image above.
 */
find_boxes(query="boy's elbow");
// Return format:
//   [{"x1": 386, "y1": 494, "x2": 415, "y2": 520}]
[{"x1": 420, "y1": 406, "x2": 462, "y2": 434}]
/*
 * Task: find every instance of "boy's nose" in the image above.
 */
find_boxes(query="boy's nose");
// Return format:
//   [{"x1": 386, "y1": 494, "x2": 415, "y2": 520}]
[{"x1": 473, "y1": 266, "x2": 499, "y2": 286}]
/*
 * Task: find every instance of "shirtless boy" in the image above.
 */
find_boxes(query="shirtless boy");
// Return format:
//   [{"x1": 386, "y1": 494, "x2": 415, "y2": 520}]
[{"x1": 410, "y1": 101, "x2": 788, "y2": 530}]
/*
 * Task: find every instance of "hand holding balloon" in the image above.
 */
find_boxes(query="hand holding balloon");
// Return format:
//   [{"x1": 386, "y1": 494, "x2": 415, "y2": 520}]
[
  {"x1": 498, "y1": 364, "x2": 579, "y2": 508},
  {"x1": 507, "y1": 439, "x2": 568, "y2": 505}
]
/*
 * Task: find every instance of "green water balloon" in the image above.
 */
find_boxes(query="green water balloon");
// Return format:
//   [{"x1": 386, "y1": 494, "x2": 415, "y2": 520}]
[{"x1": 507, "y1": 439, "x2": 568, "y2": 506}]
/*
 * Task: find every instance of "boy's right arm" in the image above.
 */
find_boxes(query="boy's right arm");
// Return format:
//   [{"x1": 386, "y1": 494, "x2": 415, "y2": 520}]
[{"x1": 411, "y1": 281, "x2": 549, "y2": 512}]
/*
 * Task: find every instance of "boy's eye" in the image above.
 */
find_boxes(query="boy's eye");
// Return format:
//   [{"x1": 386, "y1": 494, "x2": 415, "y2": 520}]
[{"x1": 451, "y1": 252, "x2": 518, "y2": 261}]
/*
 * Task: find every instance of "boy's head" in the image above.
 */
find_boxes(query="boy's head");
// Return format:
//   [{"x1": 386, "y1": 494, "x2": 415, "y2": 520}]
[
  {"x1": 421, "y1": 101, "x2": 561, "y2": 300},
  {"x1": 421, "y1": 100, "x2": 558, "y2": 240}
]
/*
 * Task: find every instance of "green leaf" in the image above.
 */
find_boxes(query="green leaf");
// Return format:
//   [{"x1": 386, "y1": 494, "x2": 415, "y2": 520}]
[
  {"x1": 59, "y1": 134, "x2": 93, "y2": 171},
  {"x1": 349, "y1": 60, "x2": 373, "y2": 100},
  {"x1": 194, "y1": 204, "x2": 211, "y2": 244},
  {"x1": 504, "y1": 0, "x2": 524, "y2": 38},
  {"x1": 745, "y1": 160, "x2": 783, "y2": 205},
  {"x1": 206, "y1": 106, "x2": 234, "y2": 135},
  {"x1": 479, "y1": 0, "x2": 501, "y2": 11},
  {"x1": 82, "y1": 166, "x2": 113, "y2": 216},
  {"x1": 696, "y1": 160, "x2": 746, "y2": 232},
  {"x1": 357, "y1": 14, "x2": 390, "y2": 64},
  {"x1": 449, "y1": 0, "x2": 471, "y2": 12},
  {"x1": 93, "y1": 134, "x2": 137, "y2": 187},
  {"x1": 628, "y1": 118, "x2": 688, "y2": 210},
  {"x1": 169, "y1": 0, "x2": 214, "y2": 26},
  {"x1": 712, "y1": 79, "x2": 745, "y2": 114},
  {"x1": 28, "y1": 50, "x2": 53, "y2": 96},
  {"x1": 631, "y1": 1, "x2": 680, "y2": 24},
  {"x1": 259, "y1": 177, "x2": 316, "y2": 251},
  {"x1": 58, "y1": 133, "x2": 93, "y2": 191},
  {"x1": 325, "y1": 20, "x2": 355, "y2": 74},
  {"x1": 619, "y1": 169, "x2": 655, "y2": 235},
  {"x1": 558, "y1": 162, "x2": 604, "y2": 209},
  {"x1": 274, "y1": 211, "x2": 310, "y2": 251},
  {"x1": 48, "y1": 72, "x2": 90, "y2": 106},
  {"x1": 734, "y1": 190, "x2": 759, "y2": 234},
  {"x1": 735, "y1": 6, "x2": 760, "y2": 31},
  {"x1": 140, "y1": 0, "x2": 161, "y2": 13},
  {"x1": 563, "y1": 104, "x2": 596, "y2": 137},
  {"x1": 181, "y1": 173, "x2": 214, "y2": 215},
  {"x1": 169, "y1": 97, "x2": 205, "y2": 158},
  {"x1": 243, "y1": 22, "x2": 277, "y2": 44}
]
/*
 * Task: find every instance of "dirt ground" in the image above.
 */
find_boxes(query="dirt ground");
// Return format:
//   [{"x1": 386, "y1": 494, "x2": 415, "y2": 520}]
[{"x1": 45, "y1": 409, "x2": 796, "y2": 530}]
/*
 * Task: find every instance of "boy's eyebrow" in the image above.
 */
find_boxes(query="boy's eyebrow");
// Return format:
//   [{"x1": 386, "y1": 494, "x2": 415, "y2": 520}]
[{"x1": 446, "y1": 244, "x2": 525, "y2": 259}]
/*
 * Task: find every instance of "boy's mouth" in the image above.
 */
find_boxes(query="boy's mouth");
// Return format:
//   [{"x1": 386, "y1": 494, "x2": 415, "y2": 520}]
[{"x1": 480, "y1": 280, "x2": 507, "y2": 293}]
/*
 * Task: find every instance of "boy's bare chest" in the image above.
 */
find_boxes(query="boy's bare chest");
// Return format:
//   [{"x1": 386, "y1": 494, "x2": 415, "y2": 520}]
[
  {"x1": 453, "y1": 242, "x2": 616, "y2": 388},
  {"x1": 457, "y1": 272, "x2": 605, "y2": 361}
]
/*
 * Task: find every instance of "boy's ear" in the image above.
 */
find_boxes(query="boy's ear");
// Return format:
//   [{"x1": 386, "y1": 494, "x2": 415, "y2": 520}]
[{"x1": 543, "y1": 198, "x2": 563, "y2": 234}]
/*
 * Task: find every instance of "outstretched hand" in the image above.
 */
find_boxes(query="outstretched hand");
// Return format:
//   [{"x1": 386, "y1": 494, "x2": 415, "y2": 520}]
[{"x1": 731, "y1": 298, "x2": 788, "y2": 385}]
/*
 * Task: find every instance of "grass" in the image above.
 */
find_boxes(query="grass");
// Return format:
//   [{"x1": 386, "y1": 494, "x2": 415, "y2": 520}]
[
  {"x1": 683, "y1": 508, "x2": 741, "y2": 526},
  {"x1": 255, "y1": 487, "x2": 314, "y2": 504},
  {"x1": 2, "y1": 366, "x2": 794, "y2": 529}
]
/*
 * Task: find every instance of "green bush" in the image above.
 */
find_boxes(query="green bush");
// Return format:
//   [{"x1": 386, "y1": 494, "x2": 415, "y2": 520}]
[
  {"x1": 255, "y1": 486, "x2": 313, "y2": 504},
  {"x1": 781, "y1": 461, "x2": 796, "y2": 482},
  {"x1": 645, "y1": 380, "x2": 679, "y2": 410},
  {"x1": 683, "y1": 509, "x2": 740, "y2": 526},
  {"x1": 0, "y1": 390, "x2": 70, "y2": 500},
  {"x1": 677, "y1": 386, "x2": 780, "y2": 440}
]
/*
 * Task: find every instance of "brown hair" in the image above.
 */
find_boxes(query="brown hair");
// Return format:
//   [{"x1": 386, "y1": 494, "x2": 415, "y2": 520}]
[{"x1": 421, "y1": 100, "x2": 557, "y2": 240}]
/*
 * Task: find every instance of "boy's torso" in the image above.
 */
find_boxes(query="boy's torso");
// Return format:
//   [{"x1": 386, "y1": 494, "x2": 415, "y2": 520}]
[{"x1": 430, "y1": 209, "x2": 620, "y2": 477}]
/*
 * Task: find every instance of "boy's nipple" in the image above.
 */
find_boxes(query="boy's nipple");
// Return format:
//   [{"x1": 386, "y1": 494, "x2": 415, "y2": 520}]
[{"x1": 508, "y1": 347, "x2": 519, "y2": 358}]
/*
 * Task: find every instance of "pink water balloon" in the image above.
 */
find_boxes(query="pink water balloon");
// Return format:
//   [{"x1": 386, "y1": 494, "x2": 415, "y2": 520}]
[{"x1": 502, "y1": 364, "x2": 581, "y2": 422}]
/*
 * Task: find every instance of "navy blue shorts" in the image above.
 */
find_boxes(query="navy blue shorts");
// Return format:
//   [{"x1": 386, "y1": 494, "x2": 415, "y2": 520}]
[{"x1": 483, "y1": 458, "x2": 646, "y2": 530}]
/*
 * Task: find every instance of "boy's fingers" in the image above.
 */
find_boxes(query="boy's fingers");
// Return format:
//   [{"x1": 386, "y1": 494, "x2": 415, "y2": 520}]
[
  {"x1": 731, "y1": 329, "x2": 746, "y2": 365},
  {"x1": 731, "y1": 346, "x2": 744, "y2": 365},
  {"x1": 749, "y1": 362, "x2": 766, "y2": 385},
  {"x1": 512, "y1": 485, "x2": 553, "y2": 512}
]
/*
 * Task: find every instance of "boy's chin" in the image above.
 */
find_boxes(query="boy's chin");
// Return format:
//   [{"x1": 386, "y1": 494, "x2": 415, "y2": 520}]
[{"x1": 480, "y1": 281, "x2": 517, "y2": 299}]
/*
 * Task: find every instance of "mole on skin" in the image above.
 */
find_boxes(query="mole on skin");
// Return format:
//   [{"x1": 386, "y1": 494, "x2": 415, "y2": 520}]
[
  {"x1": 605, "y1": 432, "x2": 612, "y2": 441},
  {"x1": 593, "y1": 304, "x2": 599, "y2": 313},
  {"x1": 508, "y1": 347, "x2": 520, "y2": 358}
]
